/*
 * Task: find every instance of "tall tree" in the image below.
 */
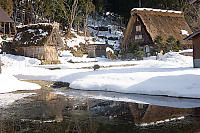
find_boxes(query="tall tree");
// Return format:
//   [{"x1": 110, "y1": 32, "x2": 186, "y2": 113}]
[{"x1": 81, "y1": 0, "x2": 95, "y2": 37}]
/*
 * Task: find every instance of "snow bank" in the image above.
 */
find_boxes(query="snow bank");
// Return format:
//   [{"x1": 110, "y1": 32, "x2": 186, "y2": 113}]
[
  {"x1": 3, "y1": 51, "x2": 200, "y2": 99},
  {"x1": 0, "y1": 74, "x2": 41, "y2": 93},
  {"x1": 59, "y1": 50, "x2": 96, "y2": 63},
  {"x1": 1, "y1": 54, "x2": 41, "y2": 68},
  {"x1": 179, "y1": 49, "x2": 193, "y2": 53},
  {"x1": 161, "y1": 52, "x2": 193, "y2": 67}
]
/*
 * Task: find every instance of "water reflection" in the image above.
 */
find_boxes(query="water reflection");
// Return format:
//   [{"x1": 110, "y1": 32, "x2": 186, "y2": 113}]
[{"x1": 0, "y1": 90, "x2": 200, "y2": 133}]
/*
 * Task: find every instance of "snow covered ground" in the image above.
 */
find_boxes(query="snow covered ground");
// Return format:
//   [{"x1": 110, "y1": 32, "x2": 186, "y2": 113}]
[
  {"x1": 1, "y1": 50, "x2": 200, "y2": 101},
  {"x1": 0, "y1": 74, "x2": 40, "y2": 93}
]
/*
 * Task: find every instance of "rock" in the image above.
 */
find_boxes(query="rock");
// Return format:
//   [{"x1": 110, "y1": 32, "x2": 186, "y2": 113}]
[
  {"x1": 93, "y1": 64, "x2": 100, "y2": 71},
  {"x1": 51, "y1": 81, "x2": 70, "y2": 88}
]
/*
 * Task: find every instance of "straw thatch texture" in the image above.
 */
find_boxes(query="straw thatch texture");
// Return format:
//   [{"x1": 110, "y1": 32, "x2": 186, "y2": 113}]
[
  {"x1": 13, "y1": 24, "x2": 64, "y2": 62},
  {"x1": 0, "y1": 7, "x2": 13, "y2": 23},
  {"x1": 122, "y1": 9, "x2": 192, "y2": 52},
  {"x1": 134, "y1": 10, "x2": 192, "y2": 44}
]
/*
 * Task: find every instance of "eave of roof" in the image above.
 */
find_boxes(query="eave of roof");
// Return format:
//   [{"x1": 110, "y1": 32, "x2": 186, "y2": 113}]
[
  {"x1": 0, "y1": 7, "x2": 14, "y2": 23},
  {"x1": 184, "y1": 30, "x2": 200, "y2": 41}
]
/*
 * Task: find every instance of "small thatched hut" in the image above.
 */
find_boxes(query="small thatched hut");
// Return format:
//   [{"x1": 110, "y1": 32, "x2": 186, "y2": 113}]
[
  {"x1": 13, "y1": 23, "x2": 64, "y2": 63},
  {"x1": 0, "y1": 6, "x2": 15, "y2": 34},
  {"x1": 184, "y1": 30, "x2": 200, "y2": 68},
  {"x1": 88, "y1": 44, "x2": 106, "y2": 58},
  {"x1": 122, "y1": 8, "x2": 192, "y2": 54}
]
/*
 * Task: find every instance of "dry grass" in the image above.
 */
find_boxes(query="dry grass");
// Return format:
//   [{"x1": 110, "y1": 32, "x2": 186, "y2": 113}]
[{"x1": 24, "y1": 80, "x2": 55, "y2": 90}]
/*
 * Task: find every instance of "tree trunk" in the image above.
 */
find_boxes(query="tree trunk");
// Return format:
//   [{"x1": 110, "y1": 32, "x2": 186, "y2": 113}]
[
  {"x1": 30, "y1": 0, "x2": 33, "y2": 24},
  {"x1": 77, "y1": 21, "x2": 79, "y2": 34},
  {"x1": 24, "y1": 0, "x2": 29, "y2": 24},
  {"x1": 84, "y1": 14, "x2": 88, "y2": 38},
  {"x1": 67, "y1": 0, "x2": 78, "y2": 36}
]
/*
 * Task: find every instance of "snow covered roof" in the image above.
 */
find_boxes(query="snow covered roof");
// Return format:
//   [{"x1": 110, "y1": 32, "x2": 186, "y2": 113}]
[
  {"x1": 14, "y1": 24, "x2": 52, "y2": 46},
  {"x1": 132, "y1": 8, "x2": 182, "y2": 14},
  {"x1": 129, "y1": 8, "x2": 192, "y2": 45},
  {"x1": 0, "y1": 7, "x2": 14, "y2": 23}
]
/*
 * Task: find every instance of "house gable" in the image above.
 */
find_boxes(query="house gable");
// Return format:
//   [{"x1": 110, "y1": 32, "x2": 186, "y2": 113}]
[
  {"x1": 122, "y1": 8, "x2": 193, "y2": 52},
  {"x1": 130, "y1": 15, "x2": 153, "y2": 46}
]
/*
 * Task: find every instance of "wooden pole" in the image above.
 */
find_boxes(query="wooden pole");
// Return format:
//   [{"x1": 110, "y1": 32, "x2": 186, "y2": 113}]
[
  {"x1": 0, "y1": 55, "x2": 1, "y2": 74},
  {"x1": 14, "y1": 23, "x2": 17, "y2": 34},
  {"x1": 3, "y1": 22, "x2": 5, "y2": 34},
  {"x1": 9, "y1": 22, "x2": 11, "y2": 35}
]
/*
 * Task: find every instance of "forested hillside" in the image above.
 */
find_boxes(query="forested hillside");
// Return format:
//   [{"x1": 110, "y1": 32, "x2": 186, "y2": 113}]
[{"x1": 0, "y1": 0, "x2": 199, "y2": 32}]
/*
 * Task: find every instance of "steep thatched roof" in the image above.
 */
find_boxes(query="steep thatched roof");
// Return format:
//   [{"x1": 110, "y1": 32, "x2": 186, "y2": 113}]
[
  {"x1": 0, "y1": 7, "x2": 14, "y2": 23},
  {"x1": 131, "y1": 8, "x2": 192, "y2": 45},
  {"x1": 14, "y1": 24, "x2": 63, "y2": 47}
]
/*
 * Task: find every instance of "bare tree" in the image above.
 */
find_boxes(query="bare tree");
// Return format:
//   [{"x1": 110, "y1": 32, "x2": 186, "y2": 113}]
[{"x1": 65, "y1": 0, "x2": 79, "y2": 35}]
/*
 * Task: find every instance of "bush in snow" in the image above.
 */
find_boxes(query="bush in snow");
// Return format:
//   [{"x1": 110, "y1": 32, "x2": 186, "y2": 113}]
[
  {"x1": 153, "y1": 36, "x2": 181, "y2": 54},
  {"x1": 127, "y1": 42, "x2": 144, "y2": 60},
  {"x1": 106, "y1": 47, "x2": 117, "y2": 60},
  {"x1": 106, "y1": 51, "x2": 117, "y2": 60}
]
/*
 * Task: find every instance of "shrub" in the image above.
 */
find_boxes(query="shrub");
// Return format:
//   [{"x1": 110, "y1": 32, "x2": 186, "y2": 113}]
[
  {"x1": 1, "y1": 35, "x2": 7, "y2": 40},
  {"x1": 127, "y1": 42, "x2": 144, "y2": 60},
  {"x1": 153, "y1": 35, "x2": 181, "y2": 54}
]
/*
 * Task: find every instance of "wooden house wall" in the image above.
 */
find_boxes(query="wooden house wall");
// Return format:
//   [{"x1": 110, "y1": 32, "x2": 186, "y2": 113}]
[
  {"x1": 193, "y1": 34, "x2": 200, "y2": 59},
  {"x1": 95, "y1": 45, "x2": 106, "y2": 57},
  {"x1": 15, "y1": 46, "x2": 45, "y2": 59},
  {"x1": 88, "y1": 45, "x2": 106, "y2": 58},
  {"x1": 15, "y1": 45, "x2": 58, "y2": 61},
  {"x1": 130, "y1": 15, "x2": 153, "y2": 46},
  {"x1": 192, "y1": 34, "x2": 200, "y2": 67}
]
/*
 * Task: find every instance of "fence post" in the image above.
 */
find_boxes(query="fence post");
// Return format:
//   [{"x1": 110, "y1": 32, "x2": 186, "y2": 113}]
[{"x1": 0, "y1": 49, "x2": 2, "y2": 74}]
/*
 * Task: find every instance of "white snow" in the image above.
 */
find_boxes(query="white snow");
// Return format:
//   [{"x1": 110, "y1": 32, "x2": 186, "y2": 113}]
[
  {"x1": 179, "y1": 49, "x2": 193, "y2": 53},
  {"x1": 2, "y1": 49, "x2": 200, "y2": 100},
  {"x1": 180, "y1": 30, "x2": 189, "y2": 36},
  {"x1": 16, "y1": 23, "x2": 52, "y2": 28},
  {"x1": 0, "y1": 74, "x2": 40, "y2": 93},
  {"x1": 39, "y1": 29, "x2": 48, "y2": 36},
  {"x1": 132, "y1": 8, "x2": 182, "y2": 14},
  {"x1": 137, "y1": 116, "x2": 185, "y2": 126},
  {"x1": 0, "y1": 93, "x2": 36, "y2": 107},
  {"x1": 28, "y1": 29, "x2": 35, "y2": 33},
  {"x1": 106, "y1": 47, "x2": 114, "y2": 53},
  {"x1": 54, "y1": 90, "x2": 200, "y2": 108}
]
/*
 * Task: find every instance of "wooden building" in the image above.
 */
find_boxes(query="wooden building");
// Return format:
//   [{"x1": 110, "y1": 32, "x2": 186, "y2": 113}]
[
  {"x1": 122, "y1": 8, "x2": 192, "y2": 54},
  {"x1": 184, "y1": 30, "x2": 200, "y2": 68},
  {"x1": 13, "y1": 23, "x2": 64, "y2": 63},
  {"x1": 88, "y1": 44, "x2": 106, "y2": 58},
  {"x1": 0, "y1": 7, "x2": 15, "y2": 34}
]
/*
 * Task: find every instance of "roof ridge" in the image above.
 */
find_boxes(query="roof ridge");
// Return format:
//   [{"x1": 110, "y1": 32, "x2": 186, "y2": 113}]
[{"x1": 132, "y1": 8, "x2": 182, "y2": 14}]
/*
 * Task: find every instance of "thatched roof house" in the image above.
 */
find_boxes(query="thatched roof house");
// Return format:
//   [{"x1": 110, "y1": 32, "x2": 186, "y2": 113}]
[
  {"x1": 122, "y1": 8, "x2": 192, "y2": 53},
  {"x1": 0, "y1": 6, "x2": 15, "y2": 34},
  {"x1": 13, "y1": 23, "x2": 64, "y2": 63}
]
